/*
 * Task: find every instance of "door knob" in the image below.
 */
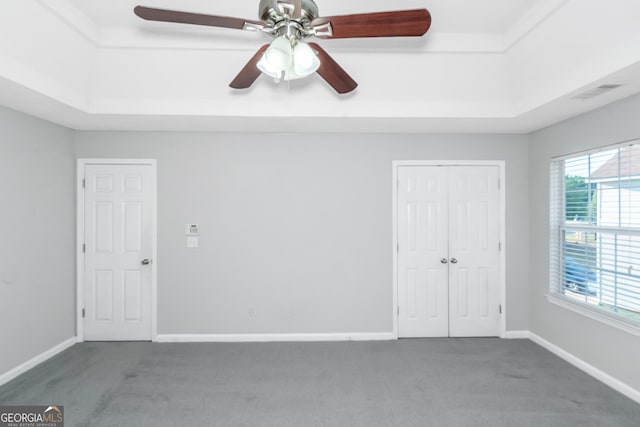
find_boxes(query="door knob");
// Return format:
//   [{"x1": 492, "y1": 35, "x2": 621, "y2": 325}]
[
  {"x1": 141, "y1": 259, "x2": 151, "y2": 265},
  {"x1": 441, "y1": 258, "x2": 448, "y2": 264},
  {"x1": 450, "y1": 258, "x2": 458, "y2": 264}
]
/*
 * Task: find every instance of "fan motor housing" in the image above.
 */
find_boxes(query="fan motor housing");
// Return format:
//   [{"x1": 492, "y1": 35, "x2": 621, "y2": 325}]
[{"x1": 259, "y1": 0, "x2": 319, "y2": 24}]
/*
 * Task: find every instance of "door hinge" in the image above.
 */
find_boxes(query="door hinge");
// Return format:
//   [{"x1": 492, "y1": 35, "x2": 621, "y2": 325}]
[
  {"x1": 82, "y1": 308, "x2": 86, "y2": 318},
  {"x1": 498, "y1": 242, "x2": 502, "y2": 251},
  {"x1": 82, "y1": 243, "x2": 86, "y2": 253},
  {"x1": 397, "y1": 306, "x2": 400, "y2": 315},
  {"x1": 499, "y1": 305, "x2": 502, "y2": 315},
  {"x1": 82, "y1": 178, "x2": 86, "y2": 188},
  {"x1": 397, "y1": 243, "x2": 399, "y2": 253}
]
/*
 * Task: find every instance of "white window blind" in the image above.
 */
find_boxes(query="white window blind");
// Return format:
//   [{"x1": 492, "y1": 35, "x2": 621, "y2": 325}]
[{"x1": 550, "y1": 142, "x2": 640, "y2": 324}]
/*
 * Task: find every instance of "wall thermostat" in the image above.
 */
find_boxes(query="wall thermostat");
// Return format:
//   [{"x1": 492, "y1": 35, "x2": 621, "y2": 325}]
[{"x1": 185, "y1": 224, "x2": 200, "y2": 235}]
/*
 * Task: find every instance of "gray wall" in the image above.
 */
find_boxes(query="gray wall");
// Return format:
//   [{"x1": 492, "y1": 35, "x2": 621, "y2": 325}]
[
  {"x1": 75, "y1": 132, "x2": 530, "y2": 335},
  {"x1": 0, "y1": 107, "x2": 75, "y2": 375},
  {"x1": 529, "y1": 93, "x2": 640, "y2": 391},
  {"x1": 6, "y1": 91, "x2": 640, "y2": 392}
]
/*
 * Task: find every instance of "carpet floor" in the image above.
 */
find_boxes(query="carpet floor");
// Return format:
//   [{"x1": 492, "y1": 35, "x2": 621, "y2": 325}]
[{"x1": 1, "y1": 339, "x2": 638, "y2": 426}]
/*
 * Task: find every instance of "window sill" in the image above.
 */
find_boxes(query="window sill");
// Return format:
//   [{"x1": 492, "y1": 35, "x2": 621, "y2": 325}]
[{"x1": 546, "y1": 293, "x2": 640, "y2": 336}]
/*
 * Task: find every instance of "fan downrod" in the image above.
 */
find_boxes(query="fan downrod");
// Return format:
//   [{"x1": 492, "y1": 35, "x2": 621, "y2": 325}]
[{"x1": 259, "y1": 0, "x2": 320, "y2": 24}]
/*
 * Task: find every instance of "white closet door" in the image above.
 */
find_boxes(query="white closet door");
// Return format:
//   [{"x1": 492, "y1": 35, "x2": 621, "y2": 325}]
[
  {"x1": 84, "y1": 164, "x2": 154, "y2": 341},
  {"x1": 448, "y1": 166, "x2": 500, "y2": 337},
  {"x1": 397, "y1": 166, "x2": 450, "y2": 337}
]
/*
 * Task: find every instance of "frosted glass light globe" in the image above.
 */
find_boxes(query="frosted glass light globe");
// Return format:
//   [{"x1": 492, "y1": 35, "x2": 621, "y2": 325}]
[{"x1": 293, "y1": 42, "x2": 320, "y2": 77}]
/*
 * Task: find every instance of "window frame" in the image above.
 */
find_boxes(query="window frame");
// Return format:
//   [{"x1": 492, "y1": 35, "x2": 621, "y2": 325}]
[{"x1": 548, "y1": 140, "x2": 640, "y2": 336}]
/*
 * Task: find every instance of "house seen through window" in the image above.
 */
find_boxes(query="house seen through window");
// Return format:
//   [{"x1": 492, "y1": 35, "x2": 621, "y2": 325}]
[{"x1": 550, "y1": 143, "x2": 640, "y2": 324}]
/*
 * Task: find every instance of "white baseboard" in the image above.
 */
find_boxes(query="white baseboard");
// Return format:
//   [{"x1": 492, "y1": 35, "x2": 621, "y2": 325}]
[
  {"x1": 0, "y1": 337, "x2": 76, "y2": 387},
  {"x1": 155, "y1": 332, "x2": 395, "y2": 343},
  {"x1": 502, "y1": 330, "x2": 530, "y2": 339},
  {"x1": 528, "y1": 332, "x2": 640, "y2": 405}
]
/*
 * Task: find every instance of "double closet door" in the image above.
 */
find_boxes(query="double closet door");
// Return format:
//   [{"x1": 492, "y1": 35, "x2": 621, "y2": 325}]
[{"x1": 397, "y1": 165, "x2": 501, "y2": 338}]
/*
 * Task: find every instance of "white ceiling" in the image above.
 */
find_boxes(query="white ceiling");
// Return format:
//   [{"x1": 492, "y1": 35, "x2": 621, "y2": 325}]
[{"x1": 1, "y1": 0, "x2": 640, "y2": 133}]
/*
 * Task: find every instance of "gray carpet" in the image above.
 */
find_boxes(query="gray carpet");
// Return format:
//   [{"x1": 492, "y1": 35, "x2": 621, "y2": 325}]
[{"x1": 1, "y1": 339, "x2": 638, "y2": 426}]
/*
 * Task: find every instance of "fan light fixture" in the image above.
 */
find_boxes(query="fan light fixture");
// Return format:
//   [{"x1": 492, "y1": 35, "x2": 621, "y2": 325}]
[
  {"x1": 134, "y1": 0, "x2": 433, "y2": 94},
  {"x1": 257, "y1": 35, "x2": 320, "y2": 82}
]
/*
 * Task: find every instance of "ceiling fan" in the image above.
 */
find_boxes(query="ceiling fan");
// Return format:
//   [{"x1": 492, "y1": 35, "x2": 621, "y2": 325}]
[{"x1": 134, "y1": 0, "x2": 432, "y2": 94}]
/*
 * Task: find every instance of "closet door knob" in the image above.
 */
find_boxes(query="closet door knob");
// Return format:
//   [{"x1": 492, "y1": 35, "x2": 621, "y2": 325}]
[
  {"x1": 450, "y1": 258, "x2": 458, "y2": 264},
  {"x1": 441, "y1": 258, "x2": 448, "y2": 264}
]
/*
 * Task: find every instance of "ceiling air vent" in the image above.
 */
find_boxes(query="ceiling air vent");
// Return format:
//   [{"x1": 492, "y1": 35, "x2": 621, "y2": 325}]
[{"x1": 572, "y1": 84, "x2": 622, "y2": 100}]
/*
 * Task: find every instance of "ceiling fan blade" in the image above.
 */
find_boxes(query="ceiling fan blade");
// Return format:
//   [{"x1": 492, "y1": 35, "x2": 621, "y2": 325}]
[
  {"x1": 311, "y1": 9, "x2": 431, "y2": 39},
  {"x1": 134, "y1": 6, "x2": 263, "y2": 30},
  {"x1": 308, "y1": 43, "x2": 357, "y2": 94},
  {"x1": 278, "y1": 1, "x2": 302, "y2": 19},
  {"x1": 229, "y1": 44, "x2": 270, "y2": 89}
]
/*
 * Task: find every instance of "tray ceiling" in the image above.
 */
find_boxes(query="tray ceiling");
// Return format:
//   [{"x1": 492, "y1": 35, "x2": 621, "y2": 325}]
[{"x1": 0, "y1": 0, "x2": 639, "y2": 133}]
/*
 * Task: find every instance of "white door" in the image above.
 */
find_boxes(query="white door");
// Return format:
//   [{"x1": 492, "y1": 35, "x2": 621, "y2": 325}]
[
  {"x1": 448, "y1": 166, "x2": 500, "y2": 337},
  {"x1": 83, "y1": 164, "x2": 154, "y2": 341},
  {"x1": 397, "y1": 166, "x2": 450, "y2": 337},
  {"x1": 397, "y1": 165, "x2": 500, "y2": 338}
]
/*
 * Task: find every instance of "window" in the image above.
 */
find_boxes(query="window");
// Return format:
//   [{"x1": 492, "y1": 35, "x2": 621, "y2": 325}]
[{"x1": 550, "y1": 142, "x2": 640, "y2": 328}]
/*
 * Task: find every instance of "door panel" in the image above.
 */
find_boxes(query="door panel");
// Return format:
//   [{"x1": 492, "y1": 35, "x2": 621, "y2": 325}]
[
  {"x1": 448, "y1": 166, "x2": 500, "y2": 337},
  {"x1": 397, "y1": 166, "x2": 449, "y2": 337},
  {"x1": 84, "y1": 164, "x2": 153, "y2": 341}
]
